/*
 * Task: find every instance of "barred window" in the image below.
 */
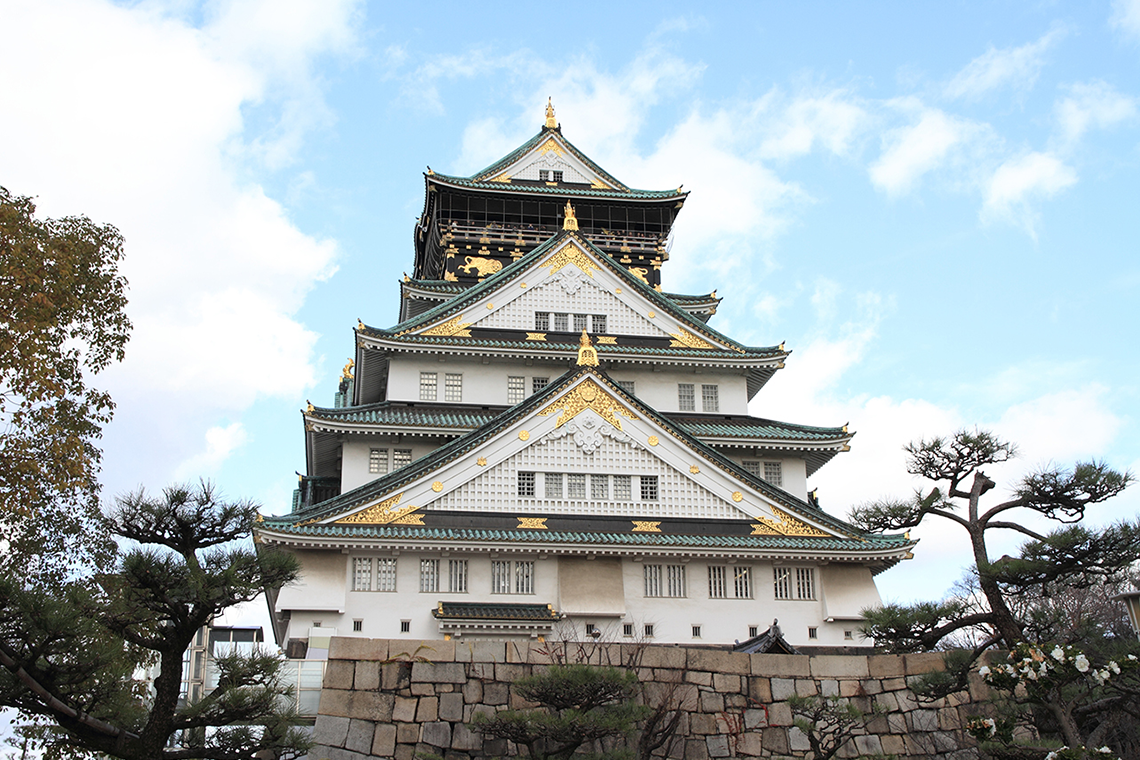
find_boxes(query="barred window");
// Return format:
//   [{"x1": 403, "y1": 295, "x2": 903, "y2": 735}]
[
  {"x1": 544, "y1": 473, "x2": 563, "y2": 499},
  {"x1": 734, "y1": 567, "x2": 752, "y2": 598},
  {"x1": 420, "y1": 559, "x2": 440, "y2": 593},
  {"x1": 640, "y1": 475, "x2": 658, "y2": 501},
  {"x1": 701, "y1": 384, "x2": 719, "y2": 412},
  {"x1": 369, "y1": 448, "x2": 388, "y2": 475},
  {"x1": 518, "y1": 471, "x2": 536, "y2": 497},
  {"x1": 508, "y1": 376, "x2": 525, "y2": 404},
  {"x1": 552, "y1": 170, "x2": 563, "y2": 182},
  {"x1": 678, "y1": 383, "x2": 695, "y2": 411},
  {"x1": 567, "y1": 473, "x2": 586, "y2": 499},
  {"x1": 393, "y1": 449, "x2": 412, "y2": 469},
  {"x1": 668, "y1": 565, "x2": 687, "y2": 597},
  {"x1": 491, "y1": 560, "x2": 511, "y2": 594},
  {"x1": 352, "y1": 557, "x2": 372, "y2": 591},
  {"x1": 538, "y1": 170, "x2": 550, "y2": 181},
  {"x1": 448, "y1": 560, "x2": 468, "y2": 593},
  {"x1": 692, "y1": 625, "x2": 702, "y2": 638},
  {"x1": 535, "y1": 312, "x2": 550, "y2": 331},
  {"x1": 445, "y1": 373, "x2": 462, "y2": 402},
  {"x1": 644, "y1": 565, "x2": 662, "y2": 597},
  {"x1": 764, "y1": 461, "x2": 783, "y2": 487},
  {"x1": 774, "y1": 567, "x2": 792, "y2": 600},
  {"x1": 591, "y1": 314, "x2": 607, "y2": 333},
  {"x1": 644, "y1": 623, "x2": 655, "y2": 637},
  {"x1": 615, "y1": 380, "x2": 635, "y2": 395},
  {"x1": 796, "y1": 567, "x2": 816, "y2": 599},
  {"x1": 553, "y1": 313, "x2": 569, "y2": 332},
  {"x1": 376, "y1": 558, "x2": 397, "y2": 592},
  {"x1": 645, "y1": 564, "x2": 686, "y2": 598},
  {"x1": 708, "y1": 565, "x2": 727, "y2": 599},
  {"x1": 515, "y1": 561, "x2": 534, "y2": 594},
  {"x1": 532, "y1": 377, "x2": 549, "y2": 394},
  {"x1": 420, "y1": 372, "x2": 437, "y2": 401},
  {"x1": 742, "y1": 460, "x2": 760, "y2": 477},
  {"x1": 591, "y1": 474, "x2": 609, "y2": 500},
  {"x1": 573, "y1": 313, "x2": 588, "y2": 332},
  {"x1": 613, "y1": 475, "x2": 631, "y2": 501},
  {"x1": 623, "y1": 623, "x2": 634, "y2": 637}
]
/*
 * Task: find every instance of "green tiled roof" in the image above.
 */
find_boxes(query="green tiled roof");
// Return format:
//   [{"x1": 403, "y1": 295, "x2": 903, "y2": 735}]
[
  {"x1": 404, "y1": 278, "x2": 470, "y2": 294},
  {"x1": 371, "y1": 333, "x2": 779, "y2": 360},
  {"x1": 431, "y1": 174, "x2": 684, "y2": 200},
  {"x1": 309, "y1": 401, "x2": 504, "y2": 429},
  {"x1": 433, "y1": 602, "x2": 561, "y2": 621},
  {"x1": 671, "y1": 415, "x2": 847, "y2": 441}
]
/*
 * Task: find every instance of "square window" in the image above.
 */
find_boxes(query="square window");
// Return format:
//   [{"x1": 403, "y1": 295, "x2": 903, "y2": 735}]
[
  {"x1": 808, "y1": 627, "x2": 818, "y2": 639},
  {"x1": 591, "y1": 314, "x2": 607, "y2": 333},
  {"x1": 538, "y1": 169, "x2": 550, "y2": 181},
  {"x1": 701, "y1": 384, "x2": 719, "y2": 412},
  {"x1": 644, "y1": 623, "x2": 655, "y2": 637},
  {"x1": 532, "y1": 377, "x2": 549, "y2": 394},
  {"x1": 678, "y1": 383, "x2": 695, "y2": 411},
  {"x1": 585, "y1": 623, "x2": 597, "y2": 637},
  {"x1": 844, "y1": 630, "x2": 854, "y2": 640},
  {"x1": 544, "y1": 473, "x2": 563, "y2": 499},
  {"x1": 764, "y1": 462, "x2": 783, "y2": 487},
  {"x1": 376, "y1": 558, "x2": 397, "y2": 592},
  {"x1": 352, "y1": 557, "x2": 372, "y2": 591},
  {"x1": 591, "y1": 474, "x2": 609, "y2": 500},
  {"x1": 445, "y1": 373, "x2": 462, "y2": 402},
  {"x1": 567, "y1": 473, "x2": 586, "y2": 499},
  {"x1": 369, "y1": 448, "x2": 388, "y2": 475},
  {"x1": 353, "y1": 619, "x2": 363, "y2": 632},
  {"x1": 518, "y1": 471, "x2": 536, "y2": 497},
  {"x1": 749, "y1": 625, "x2": 759, "y2": 638},
  {"x1": 420, "y1": 559, "x2": 439, "y2": 593},
  {"x1": 615, "y1": 380, "x2": 635, "y2": 395},
  {"x1": 640, "y1": 475, "x2": 658, "y2": 501},
  {"x1": 553, "y1": 313, "x2": 569, "y2": 332},
  {"x1": 535, "y1": 312, "x2": 550, "y2": 331},
  {"x1": 623, "y1": 623, "x2": 634, "y2": 637},
  {"x1": 691, "y1": 625, "x2": 701, "y2": 639},
  {"x1": 508, "y1": 376, "x2": 525, "y2": 404},
  {"x1": 742, "y1": 460, "x2": 760, "y2": 476},
  {"x1": 420, "y1": 372, "x2": 437, "y2": 401},
  {"x1": 448, "y1": 559, "x2": 468, "y2": 594},
  {"x1": 393, "y1": 449, "x2": 412, "y2": 469},
  {"x1": 708, "y1": 565, "x2": 727, "y2": 599},
  {"x1": 400, "y1": 620, "x2": 410, "y2": 633},
  {"x1": 573, "y1": 313, "x2": 588, "y2": 332},
  {"x1": 552, "y1": 170, "x2": 563, "y2": 182},
  {"x1": 613, "y1": 475, "x2": 631, "y2": 501}
]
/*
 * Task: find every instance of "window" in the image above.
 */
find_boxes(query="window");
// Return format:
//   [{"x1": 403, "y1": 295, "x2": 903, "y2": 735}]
[
  {"x1": 764, "y1": 462, "x2": 783, "y2": 487},
  {"x1": 538, "y1": 169, "x2": 550, "y2": 181},
  {"x1": 742, "y1": 460, "x2": 760, "y2": 477},
  {"x1": 844, "y1": 630, "x2": 854, "y2": 640},
  {"x1": 701, "y1": 384, "x2": 719, "y2": 412},
  {"x1": 552, "y1": 170, "x2": 563, "y2": 182},
  {"x1": 708, "y1": 565, "x2": 727, "y2": 599},
  {"x1": 796, "y1": 567, "x2": 816, "y2": 599},
  {"x1": 623, "y1": 623, "x2": 634, "y2": 637},
  {"x1": 734, "y1": 567, "x2": 752, "y2": 598},
  {"x1": 808, "y1": 627, "x2": 818, "y2": 639},
  {"x1": 567, "y1": 473, "x2": 586, "y2": 499},
  {"x1": 591, "y1": 314, "x2": 607, "y2": 332},
  {"x1": 448, "y1": 560, "x2": 468, "y2": 593},
  {"x1": 573, "y1": 313, "x2": 588, "y2": 332},
  {"x1": 678, "y1": 383, "x2": 695, "y2": 411},
  {"x1": 544, "y1": 473, "x2": 563, "y2": 499},
  {"x1": 668, "y1": 565, "x2": 687, "y2": 597},
  {"x1": 393, "y1": 449, "x2": 412, "y2": 469},
  {"x1": 353, "y1": 619, "x2": 363, "y2": 632},
  {"x1": 644, "y1": 565, "x2": 662, "y2": 597},
  {"x1": 553, "y1": 313, "x2": 569, "y2": 332},
  {"x1": 445, "y1": 373, "x2": 462, "y2": 402},
  {"x1": 692, "y1": 625, "x2": 702, "y2": 638},
  {"x1": 420, "y1": 559, "x2": 440, "y2": 593},
  {"x1": 774, "y1": 567, "x2": 816, "y2": 600},
  {"x1": 491, "y1": 561, "x2": 534, "y2": 595},
  {"x1": 644, "y1": 623, "x2": 655, "y2": 637},
  {"x1": 508, "y1": 376, "x2": 525, "y2": 404},
  {"x1": 352, "y1": 557, "x2": 372, "y2": 591},
  {"x1": 376, "y1": 558, "x2": 397, "y2": 592},
  {"x1": 491, "y1": 561, "x2": 511, "y2": 594},
  {"x1": 640, "y1": 475, "x2": 659, "y2": 501},
  {"x1": 774, "y1": 567, "x2": 791, "y2": 599},
  {"x1": 535, "y1": 312, "x2": 550, "y2": 331},
  {"x1": 749, "y1": 625, "x2": 759, "y2": 638},
  {"x1": 591, "y1": 474, "x2": 609, "y2": 500},
  {"x1": 532, "y1": 377, "x2": 549, "y2": 394},
  {"x1": 420, "y1": 372, "x2": 437, "y2": 401},
  {"x1": 615, "y1": 380, "x2": 635, "y2": 395},
  {"x1": 400, "y1": 620, "x2": 410, "y2": 633},
  {"x1": 369, "y1": 448, "x2": 388, "y2": 475},
  {"x1": 585, "y1": 623, "x2": 597, "y2": 637},
  {"x1": 515, "y1": 561, "x2": 534, "y2": 594},
  {"x1": 613, "y1": 475, "x2": 631, "y2": 501},
  {"x1": 518, "y1": 471, "x2": 536, "y2": 497}
]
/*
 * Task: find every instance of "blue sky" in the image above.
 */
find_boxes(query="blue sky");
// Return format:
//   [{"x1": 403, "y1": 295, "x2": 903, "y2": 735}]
[{"x1": 2, "y1": 0, "x2": 1139, "y2": 607}]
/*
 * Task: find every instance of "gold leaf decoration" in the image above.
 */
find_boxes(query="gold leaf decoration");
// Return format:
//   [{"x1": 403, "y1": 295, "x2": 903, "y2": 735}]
[
  {"x1": 632, "y1": 521, "x2": 662, "y2": 533},
  {"x1": 392, "y1": 512, "x2": 425, "y2": 525},
  {"x1": 597, "y1": 336, "x2": 617, "y2": 344},
  {"x1": 540, "y1": 243, "x2": 597, "y2": 277},
  {"x1": 732, "y1": 492, "x2": 743, "y2": 502},
  {"x1": 526, "y1": 332, "x2": 547, "y2": 341},
  {"x1": 690, "y1": 465, "x2": 700, "y2": 474},
  {"x1": 490, "y1": 172, "x2": 511, "y2": 183},
  {"x1": 477, "y1": 457, "x2": 488, "y2": 466},
  {"x1": 669, "y1": 328, "x2": 716, "y2": 350},
  {"x1": 517, "y1": 517, "x2": 548, "y2": 530},
  {"x1": 537, "y1": 378, "x2": 639, "y2": 430},
  {"x1": 519, "y1": 430, "x2": 530, "y2": 441},
  {"x1": 538, "y1": 136, "x2": 564, "y2": 156},
  {"x1": 590, "y1": 178, "x2": 612, "y2": 190},
  {"x1": 335, "y1": 493, "x2": 419, "y2": 525},
  {"x1": 647, "y1": 436, "x2": 659, "y2": 446},
  {"x1": 750, "y1": 506, "x2": 830, "y2": 537},
  {"x1": 421, "y1": 316, "x2": 473, "y2": 337},
  {"x1": 431, "y1": 481, "x2": 443, "y2": 492}
]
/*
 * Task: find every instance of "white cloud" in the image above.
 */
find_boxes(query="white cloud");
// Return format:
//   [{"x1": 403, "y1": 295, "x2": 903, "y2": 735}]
[
  {"x1": 1055, "y1": 80, "x2": 1139, "y2": 143},
  {"x1": 944, "y1": 29, "x2": 1063, "y2": 100},
  {"x1": 869, "y1": 103, "x2": 979, "y2": 195},
  {"x1": 1111, "y1": 0, "x2": 1140, "y2": 41},
  {"x1": 756, "y1": 89, "x2": 870, "y2": 161},
  {"x1": 175, "y1": 423, "x2": 250, "y2": 479},
  {"x1": 981, "y1": 151, "x2": 1077, "y2": 235}
]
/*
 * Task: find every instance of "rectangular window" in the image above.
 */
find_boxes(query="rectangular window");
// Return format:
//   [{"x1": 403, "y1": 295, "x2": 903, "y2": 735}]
[
  {"x1": 353, "y1": 619, "x2": 363, "y2": 632},
  {"x1": 420, "y1": 372, "x2": 437, "y2": 401},
  {"x1": 734, "y1": 567, "x2": 752, "y2": 598},
  {"x1": 667, "y1": 565, "x2": 687, "y2": 598},
  {"x1": 376, "y1": 558, "x2": 397, "y2": 592},
  {"x1": 591, "y1": 314, "x2": 607, "y2": 333},
  {"x1": 640, "y1": 475, "x2": 658, "y2": 501},
  {"x1": 445, "y1": 373, "x2": 462, "y2": 402},
  {"x1": 352, "y1": 557, "x2": 372, "y2": 591},
  {"x1": 708, "y1": 566, "x2": 727, "y2": 599},
  {"x1": 613, "y1": 475, "x2": 632, "y2": 501},
  {"x1": 692, "y1": 625, "x2": 702, "y2": 638},
  {"x1": 844, "y1": 630, "x2": 854, "y2": 640},
  {"x1": 591, "y1": 474, "x2": 609, "y2": 500},
  {"x1": 615, "y1": 380, "x2": 635, "y2": 395},
  {"x1": 508, "y1": 376, "x2": 525, "y2": 404},
  {"x1": 393, "y1": 449, "x2": 412, "y2": 469},
  {"x1": 448, "y1": 559, "x2": 468, "y2": 593},
  {"x1": 535, "y1": 312, "x2": 550, "y2": 331},
  {"x1": 369, "y1": 448, "x2": 388, "y2": 475},
  {"x1": 518, "y1": 471, "x2": 536, "y2": 497},
  {"x1": 538, "y1": 169, "x2": 550, "y2": 181},
  {"x1": 701, "y1": 384, "x2": 719, "y2": 412},
  {"x1": 553, "y1": 313, "x2": 569, "y2": 332},
  {"x1": 796, "y1": 567, "x2": 816, "y2": 600},
  {"x1": 774, "y1": 567, "x2": 792, "y2": 600},
  {"x1": 420, "y1": 559, "x2": 440, "y2": 593},
  {"x1": 742, "y1": 460, "x2": 760, "y2": 477},
  {"x1": 678, "y1": 383, "x2": 695, "y2": 411},
  {"x1": 808, "y1": 627, "x2": 818, "y2": 639},
  {"x1": 644, "y1": 565, "x2": 662, "y2": 597},
  {"x1": 585, "y1": 623, "x2": 596, "y2": 637},
  {"x1": 644, "y1": 623, "x2": 655, "y2": 637},
  {"x1": 552, "y1": 170, "x2": 563, "y2": 182},
  {"x1": 544, "y1": 473, "x2": 563, "y2": 499},
  {"x1": 400, "y1": 620, "x2": 410, "y2": 633},
  {"x1": 764, "y1": 462, "x2": 783, "y2": 487},
  {"x1": 566, "y1": 473, "x2": 586, "y2": 499},
  {"x1": 573, "y1": 313, "x2": 588, "y2": 332},
  {"x1": 623, "y1": 623, "x2": 634, "y2": 637},
  {"x1": 532, "y1": 377, "x2": 549, "y2": 394},
  {"x1": 749, "y1": 625, "x2": 759, "y2": 638},
  {"x1": 515, "y1": 561, "x2": 534, "y2": 594},
  {"x1": 491, "y1": 561, "x2": 511, "y2": 594}
]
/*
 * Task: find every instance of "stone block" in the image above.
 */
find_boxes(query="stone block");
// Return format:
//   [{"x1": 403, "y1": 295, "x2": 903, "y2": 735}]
[
  {"x1": 820, "y1": 679, "x2": 839, "y2": 697},
  {"x1": 421, "y1": 722, "x2": 452, "y2": 748},
  {"x1": 712, "y1": 673, "x2": 741, "y2": 693},
  {"x1": 400, "y1": 639, "x2": 455, "y2": 662},
  {"x1": 469, "y1": 703, "x2": 495, "y2": 721},
  {"x1": 354, "y1": 661, "x2": 380, "y2": 691},
  {"x1": 369, "y1": 693, "x2": 395, "y2": 723},
  {"x1": 743, "y1": 708, "x2": 768, "y2": 730},
  {"x1": 470, "y1": 662, "x2": 494, "y2": 679},
  {"x1": 381, "y1": 662, "x2": 410, "y2": 690},
  {"x1": 312, "y1": 715, "x2": 351, "y2": 747},
  {"x1": 412, "y1": 661, "x2": 466, "y2": 684},
  {"x1": 794, "y1": 679, "x2": 818, "y2": 697},
  {"x1": 439, "y1": 692, "x2": 465, "y2": 722},
  {"x1": 372, "y1": 723, "x2": 397, "y2": 757},
  {"x1": 328, "y1": 637, "x2": 388, "y2": 661},
  {"x1": 860, "y1": 678, "x2": 882, "y2": 694},
  {"x1": 396, "y1": 722, "x2": 419, "y2": 744},
  {"x1": 495, "y1": 663, "x2": 525, "y2": 682},
  {"x1": 747, "y1": 676, "x2": 772, "y2": 703},
  {"x1": 342, "y1": 691, "x2": 388, "y2": 721},
  {"x1": 872, "y1": 692, "x2": 898, "y2": 712},
  {"x1": 887, "y1": 712, "x2": 907, "y2": 733},
  {"x1": 810, "y1": 655, "x2": 870, "y2": 679},
  {"x1": 788, "y1": 726, "x2": 810, "y2": 752},
  {"x1": 310, "y1": 747, "x2": 370, "y2": 760},
  {"x1": 687, "y1": 648, "x2": 750, "y2": 675},
  {"x1": 324, "y1": 660, "x2": 356, "y2": 690},
  {"x1": 904, "y1": 651, "x2": 947, "y2": 674},
  {"x1": 724, "y1": 692, "x2": 747, "y2": 709},
  {"x1": 642, "y1": 645, "x2": 687, "y2": 669},
  {"x1": 762, "y1": 727, "x2": 789, "y2": 754},
  {"x1": 410, "y1": 682, "x2": 435, "y2": 696},
  {"x1": 706, "y1": 735, "x2": 730, "y2": 758},
  {"x1": 767, "y1": 702, "x2": 793, "y2": 726},
  {"x1": 879, "y1": 734, "x2": 906, "y2": 756},
  {"x1": 684, "y1": 670, "x2": 712, "y2": 686},
  {"x1": 345, "y1": 719, "x2": 374, "y2": 754},
  {"x1": 690, "y1": 713, "x2": 719, "y2": 735},
  {"x1": 462, "y1": 678, "x2": 483, "y2": 704},
  {"x1": 770, "y1": 677, "x2": 796, "y2": 700},
  {"x1": 451, "y1": 722, "x2": 483, "y2": 751},
  {"x1": 484, "y1": 682, "x2": 510, "y2": 705},
  {"x1": 939, "y1": 706, "x2": 961, "y2": 730},
  {"x1": 854, "y1": 734, "x2": 882, "y2": 755},
  {"x1": 509, "y1": 688, "x2": 540, "y2": 710},
  {"x1": 751, "y1": 653, "x2": 811, "y2": 678},
  {"x1": 392, "y1": 696, "x2": 417, "y2": 722},
  {"x1": 908, "y1": 708, "x2": 939, "y2": 732},
  {"x1": 415, "y1": 695, "x2": 439, "y2": 722},
  {"x1": 881, "y1": 677, "x2": 906, "y2": 691},
  {"x1": 698, "y1": 691, "x2": 724, "y2": 713},
  {"x1": 684, "y1": 738, "x2": 709, "y2": 760},
  {"x1": 318, "y1": 689, "x2": 353, "y2": 718},
  {"x1": 838, "y1": 680, "x2": 865, "y2": 697},
  {"x1": 867, "y1": 654, "x2": 905, "y2": 678},
  {"x1": 643, "y1": 680, "x2": 698, "y2": 712},
  {"x1": 393, "y1": 744, "x2": 414, "y2": 760},
  {"x1": 736, "y1": 732, "x2": 763, "y2": 756},
  {"x1": 864, "y1": 714, "x2": 889, "y2": 734}
]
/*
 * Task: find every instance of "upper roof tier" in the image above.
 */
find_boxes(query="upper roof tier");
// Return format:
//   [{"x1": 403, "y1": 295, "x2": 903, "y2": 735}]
[{"x1": 414, "y1": 101, "x2": 689, "y2": 288}]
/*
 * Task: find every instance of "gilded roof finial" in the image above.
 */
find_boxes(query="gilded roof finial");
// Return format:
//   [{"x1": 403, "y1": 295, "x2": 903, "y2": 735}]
[
  {"x1": 577, "y1": 330, "x2": 599, "y2": 366},
  {"x1": 545, "y1": 97, "x2": 558, "y2": 129},
  {"x1": 563, "y1": 201, "x2": 578, "y2": 231},
  {"x1": 342, "y1": 359, "x2": 355, "y2": 380}
]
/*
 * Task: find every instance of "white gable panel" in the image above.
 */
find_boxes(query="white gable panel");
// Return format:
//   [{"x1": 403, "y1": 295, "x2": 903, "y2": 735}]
[
  {"x1": 474, "y1": 270, "x2": 661, "y2": 335},
  {"x1": 490, "y1": 136, "x2": 611, "y2": 188}
]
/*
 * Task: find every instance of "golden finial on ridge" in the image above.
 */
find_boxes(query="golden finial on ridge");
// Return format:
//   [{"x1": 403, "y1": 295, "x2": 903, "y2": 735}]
[
  {"x1": 563, "y1": 201, "x2": 578, "y2": 231},
  {"x1": 545, "y1": 97, "x2": 558, "y2": 129},
  {"x1": 577, "y1": 330, "x2": 599, "y2": 366}
]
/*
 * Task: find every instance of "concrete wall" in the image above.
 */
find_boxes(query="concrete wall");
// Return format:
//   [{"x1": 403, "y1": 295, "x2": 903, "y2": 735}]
[{"x1": 307, "y1": 637, "x2": 993, "y2": 760}]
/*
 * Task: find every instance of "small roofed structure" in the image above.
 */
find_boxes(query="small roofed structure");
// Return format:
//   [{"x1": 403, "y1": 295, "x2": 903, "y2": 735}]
[{"x1": 733, "y1": 619, "x2": 800, "y2": 655}]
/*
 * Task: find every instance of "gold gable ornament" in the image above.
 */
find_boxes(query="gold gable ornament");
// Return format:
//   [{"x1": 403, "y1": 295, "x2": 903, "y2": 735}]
[
  {"x1": 562, "y1": 201, "x2": 578, "y2": 231},
  {"x1": 545, "y1": 97, "x2": 558, "y2": 129},
  {"x1": 577, "y1": 330, "x2": 599, "y2": 367},
  {"x1": 749, "y1": 506, "x2": 830, "y2": 537},
  {"x1": 537, "y1": 377, "x2": 638, "y2": 430},
  {"x1": 335, "y1": 493, "x2": 420, "y2": 525}
]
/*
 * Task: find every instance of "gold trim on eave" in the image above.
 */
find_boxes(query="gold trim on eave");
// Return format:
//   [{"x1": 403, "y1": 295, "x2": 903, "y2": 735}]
[
  {"x1": 632, "y1": 521, "x2": 661, "y2": 533},
  {"x1": 335, "y1": 493, "x2": 420, "y2": 525},
  {"x1": 420, "y1": 316, "x2": 473, "y2": 337},
  {"x1": 537, "y1": 378, "x2": 638, "y2": 430},
  {"x1": 669, "y1": 328, "x2": 716, "y2": 350},
  {"x1": 518, "y1": 517, "x2": 548, "y2": 530},
  {"x1": 749, "y1": 506, "x2": 830, "y2": 537},
  {"x1": 540, "y1": 241, "x2": 597, "y2": 277}
]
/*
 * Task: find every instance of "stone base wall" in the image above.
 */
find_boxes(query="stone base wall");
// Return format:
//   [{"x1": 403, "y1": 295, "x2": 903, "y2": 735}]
[{"x1": 308, "y1": 638, "x2": 994, "y2": 760}]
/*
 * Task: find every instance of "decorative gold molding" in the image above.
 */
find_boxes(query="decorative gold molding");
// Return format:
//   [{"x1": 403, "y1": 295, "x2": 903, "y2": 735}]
[
  {"x1": 732, "y1": 492, "x2": 744, "y2": 502},
  {"x1": 669, "y1": 328, "x2": 716, "y2": 350},
  {"x1": 629, "y1": 268, "x2": 649, "y2": 285},
  {"x1": 632, "y1": 521, "x2": 661, "y2": 533},
  {"x1": 597, "y1": 336, "x2": 617, "y2": 345},
  {"x1": 490, "y1": 172, "x2": 511, "y2": 183},
  {"x1": 457, "y1": 256, "x2": 502, "y2": 277},
  {"x1": 576, "y1": 331, "x2": 599, "y2": 367},
  {"x1": 519, "y1": 430, "x2": 530, "y2": 441},
  {"x1": 335, "y1": 493, "x2": 419, "y2": 525},
  {"x1": 486, "y1": 303, "x2": 494, "y2": 310},
  {"x1": 443, "y1": 271, "x2": 458, "y2": 282},
  {"x1": 520, "y1": 282, "x2": 527, "y2": 288},
  {"x1": 590, "y1": 178, "x2": 612, "y2": 190},
  {"x1": 537, "y1": 136, "x2": 563, "y2": 155},
  {"x1": 647, "y1": 436, "x2": 659, "y2": 446},
  {"x1": 750, "y1": 506, "x2": 830, "y2": 537},
  {"x1": 392, "y1": 512, "x2": 425, "y2": 525},
  {"x1": 526, "y1": 332, "x2": 547, "y2": 341},
  {"x1": 421, "y1": 316, "x2": 473, "y2": 337},
  {"x1": 537, "y1": 378, "x2": 639, "y2": 430},
  {"x1": 615, "y1": 287, "x2": 623, "y2": 295},
  {"x1": 646, "y1": 310, "x2": 656, "y2": 319},
  {"x1": 431, "y1": 481, "x2": 443, "y2": 493},
  {"x1": 518, "y1": 516, "x2": 548, "y2": 530},
  {"x1": 690, "y1": 465, "x2": 700, "y2": 474},
  {"x1": 477, "y1": 457, "x2": 488, "y2": 467},
  {"x1": 563, "y1": 201, "x2": 578, "y2": 231},
  {"x1": 540, "y1": 242, "x2": 597, "y2": 278}
]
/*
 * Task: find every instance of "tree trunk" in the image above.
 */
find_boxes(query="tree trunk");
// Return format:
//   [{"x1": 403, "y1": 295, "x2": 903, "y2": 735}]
[{"x1": 967, "y1": 472, "x2": 1024, "y2": 647}]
